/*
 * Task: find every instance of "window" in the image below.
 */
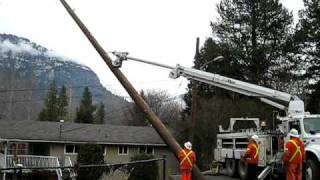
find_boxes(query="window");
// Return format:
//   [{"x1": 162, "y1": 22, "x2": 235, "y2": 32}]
[
  {"x1": 146, "y1": 147, "x2": 154, "y2": 154},
  {"x1": 65, "y1": 144, "x2": 79, "y2": 154},
  {"x1": 7, "y1": 143, "x2": 28, "y2": 155},
  {"x1": 304, "y1": 118, "x2": 320, "y2": 134},
  {"x1": 118, "y1": 145, "x2": 128, "y2": 155},
  {"x1": 74, "y1": 145, "x2": 80, "y2": 153},
  {"x1": 139, "y1": 146, "x2": 146, "y2": 154},
  {"x1": 65, "y1": 145, "x2": 74, "y2": 153},
  {"x1": 139, "y1": 146, "x2": 154, "y2": 155},
  {"x1": 289, "y1": 120, "x2": 301, "y2": 133}
]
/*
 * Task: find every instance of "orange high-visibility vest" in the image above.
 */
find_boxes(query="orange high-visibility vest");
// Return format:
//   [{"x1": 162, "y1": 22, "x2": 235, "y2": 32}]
[
  {"x1": 284, "y1": 137, "x2": 305, "y2": 164},
  {"x1": 178, "y1": 148, "x2": 196, "y2": 170},
  {"x1": 288, "y1": 140, "x2": 302, "y2": 162},
  {"x1": 244, "y1": 142, "x2": 259, "y2": 165}
]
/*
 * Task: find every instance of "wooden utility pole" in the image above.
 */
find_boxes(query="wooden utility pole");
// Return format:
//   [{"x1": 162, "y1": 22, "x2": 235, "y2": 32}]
[
  {"x1": 59, "y1": 1, "x2": 206, "y2": 179},
  {"x1": 191, "y1": 38, "x2": 200, "y2": 144}
]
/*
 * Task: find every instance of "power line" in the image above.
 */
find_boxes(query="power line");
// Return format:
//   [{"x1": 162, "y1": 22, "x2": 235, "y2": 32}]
[
  {"x1": 0, "y1": 79, "x2": 173, "y2": 93},
  {"x1": 0, "y1": 84, "x2": 102, "y2": 93},
  {"x1": 0, "y1": 94, "x2": 105, "y2": 104},
  {"x1": 0, "y1": 94, "x2": 131, "y2": 117}
]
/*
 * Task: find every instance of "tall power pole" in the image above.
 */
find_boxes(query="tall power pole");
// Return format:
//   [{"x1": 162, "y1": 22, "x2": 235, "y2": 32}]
[
  {"x1": 191, "y1": 38, "x2": 200, "y2": 143},
  {"x1": 59, "y1": 1, "x2": 206, "y2": 179}
]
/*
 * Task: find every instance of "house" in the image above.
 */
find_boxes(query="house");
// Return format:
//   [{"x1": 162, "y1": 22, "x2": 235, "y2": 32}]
[{"x1": 0, "y1": 120, "x2": 179, "y2": 180}]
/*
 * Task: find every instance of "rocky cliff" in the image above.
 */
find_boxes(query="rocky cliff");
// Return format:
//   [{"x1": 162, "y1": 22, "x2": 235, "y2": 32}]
[{"x1": 0, "y1": 33, "x2": 133, "y2": 125}]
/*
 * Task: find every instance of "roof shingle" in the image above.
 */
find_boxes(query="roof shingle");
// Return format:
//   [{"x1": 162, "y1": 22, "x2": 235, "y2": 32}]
[{"x1": 0, "y1": 121, "x2": 165, "y2": 146}]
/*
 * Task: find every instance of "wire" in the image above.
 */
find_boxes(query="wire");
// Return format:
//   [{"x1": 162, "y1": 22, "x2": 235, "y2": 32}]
[
  {"x1": 0, "y1": 158, "x2": 165, "y2": 171},
  {"x1": 0, "y1": 84, "x2": 102, "y2": 93},
  {"x1": 0, "y1": 80, "x2": 173, "y2": 93},
  {"x1": 0, "y1": 94, "x2": 105, "y2": 104}
]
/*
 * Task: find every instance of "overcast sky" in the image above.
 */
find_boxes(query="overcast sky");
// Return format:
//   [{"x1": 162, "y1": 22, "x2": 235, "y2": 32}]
[{"x1": 0, "y1": 0, "x2": 304, "y2": 98}]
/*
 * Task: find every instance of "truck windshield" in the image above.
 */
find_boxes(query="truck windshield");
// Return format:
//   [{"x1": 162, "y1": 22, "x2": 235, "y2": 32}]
[{"x1": 304, "y1": 118, "x2": 320, "y2": 134}]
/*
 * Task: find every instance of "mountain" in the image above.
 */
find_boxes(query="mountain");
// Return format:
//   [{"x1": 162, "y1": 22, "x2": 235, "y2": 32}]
[{"x1": 0, "y1": 33, "x2": 133, "y2": 125}]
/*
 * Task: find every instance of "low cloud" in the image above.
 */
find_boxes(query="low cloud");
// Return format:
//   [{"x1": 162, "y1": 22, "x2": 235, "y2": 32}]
[
  {"x1": 0, "y1": 37, "x2": 89, "y2": 71},
  {"x1": 0, "y1": 39, "x2": 40, "y2": 55}
]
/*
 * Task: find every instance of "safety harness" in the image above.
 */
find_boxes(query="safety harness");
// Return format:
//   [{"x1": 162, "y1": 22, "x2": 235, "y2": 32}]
[
  {"x1": 288, "y1": 139, "x2": 302, "y2": 162},
  {"x1": 180, "y1": 150, "x2": 193, "y2": 166}
]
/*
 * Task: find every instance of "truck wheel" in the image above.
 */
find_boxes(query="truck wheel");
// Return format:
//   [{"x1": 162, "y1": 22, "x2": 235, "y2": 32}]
[
  {"x1": 226, "y1": 158, "x2": 237, "y2": 177},
  {"x1": 305, "y1": 159, "x2": 320, "y2": 180},
  {"x1": 238, "y1": 160, "x2": 249, "y2": 180}
]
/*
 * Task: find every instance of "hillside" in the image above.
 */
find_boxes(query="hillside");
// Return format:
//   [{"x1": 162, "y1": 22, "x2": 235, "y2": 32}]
[{"x1": 0, "y1": 33, "x2": 133, "y2": 125}]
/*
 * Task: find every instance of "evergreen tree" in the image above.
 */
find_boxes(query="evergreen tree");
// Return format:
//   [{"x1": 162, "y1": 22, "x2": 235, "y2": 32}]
[
  {"x1": 94, "y1": 102, "x2": 105, "y2": 124},
  {"x1": 294, "y1": 0, "x2": 320, "y2": 111},
  {"x1": 184, "y1": 0, "x2": 295, "y2": 115},
  {"x1": 75, "y1": 87, "x2": 96, "y2": 123},
  {"x1": 212, "y1": 0, "x2": 294, "y2": 86},
  {"x1": 38, "y1": 81, "x2": 58, "y2": 121},
  {"x1": 306, "y1": 83, "x2": 320, "y2": 113},
  {"x1": 38, "y1": 82, "x2": 69, "y2": 122},
  {"x1": 129, "y1": 90, "x2": 149, "y2": 126},
  {"x1": 182, "y1": 38, "x2": 225, "y2": 115},
  {"x1": 57, "y1": 85, "x2": 68, "y2": 120},
  {"x1": 295, "y1": 0, "x2": 320, "y2": 82},
  {"x1": 76, "y1": 144, "x2": 104, "y2": 180}
]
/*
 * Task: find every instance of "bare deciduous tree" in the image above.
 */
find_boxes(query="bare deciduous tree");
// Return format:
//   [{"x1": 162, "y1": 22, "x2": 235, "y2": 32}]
[{"x1": 128, "y1": 89, "x2": 183, "y2": 131}]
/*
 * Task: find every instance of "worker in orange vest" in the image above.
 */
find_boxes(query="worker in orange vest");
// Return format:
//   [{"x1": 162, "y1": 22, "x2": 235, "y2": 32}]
[
  {"x1": 243, "y1": 134, "x2": 260, "y2": 165},
  {"x1": 242, "y1": 135, "x2": 260, "y2": 178},
  {"x1": 283, "y1": 128, "x2": 305, "y2": 180},
  {"x1": 178, "y1": 141, "x2": 196, "y2": 180}
]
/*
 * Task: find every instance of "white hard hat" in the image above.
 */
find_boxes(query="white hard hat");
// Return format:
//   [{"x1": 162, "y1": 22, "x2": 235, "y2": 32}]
[
  {"x1": 289, "y1": 128, "x2": 300, "y2": 138},
  {"x1": 251, "y1": 135, "x2": 259, "y2": 141},
  {"x1": 184, "y1": 141, "x2": 192, "y2": 150}
]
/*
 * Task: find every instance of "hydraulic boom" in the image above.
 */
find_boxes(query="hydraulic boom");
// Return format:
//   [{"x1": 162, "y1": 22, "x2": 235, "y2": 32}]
[{"x1": 111, "y1": 51, "x2": 304, "y2": 116}]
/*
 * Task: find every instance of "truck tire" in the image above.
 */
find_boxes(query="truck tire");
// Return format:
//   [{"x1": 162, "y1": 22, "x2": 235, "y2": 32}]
[
  {"x1": 238, "y1": 160, "x2": 249, "y2": 180},
  {"x1": 226, "y1": 158, "x2": 237, "y2": 177},
  {"x1": 305, "y1": 159, "x2": 320, "y2": 180}
]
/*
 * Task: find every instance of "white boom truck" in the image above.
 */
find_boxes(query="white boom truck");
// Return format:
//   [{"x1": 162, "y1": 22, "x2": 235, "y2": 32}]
[{"x1": 111, "y1": 52, "x2": 320, "y2": 180}]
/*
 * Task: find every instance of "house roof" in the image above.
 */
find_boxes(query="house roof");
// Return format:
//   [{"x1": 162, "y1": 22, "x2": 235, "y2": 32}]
[{"x1": 0, "y1": 121, "x2": 166, "y2": 146}]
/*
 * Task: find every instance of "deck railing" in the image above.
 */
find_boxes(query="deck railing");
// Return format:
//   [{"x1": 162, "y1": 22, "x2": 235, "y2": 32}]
[
  {"x1": 0, "y1": 154, "x2": 63, "y2": 180},
  {"x1": 6, "y1": 155, "x2": 59, "y2": 168},
  {"x1": 0, "y1": 153, "x2": 5, "y2": 168},
  {"x1": 64, "y1": 156, "x2": 76, "y2": 180}
]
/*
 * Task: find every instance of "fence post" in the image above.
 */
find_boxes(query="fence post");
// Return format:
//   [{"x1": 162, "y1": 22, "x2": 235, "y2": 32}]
[
  {"x1": 18, "y1": 167, "x2": 22, "y2": 180},
  {"x1": 162, "y1": 155, "x2": 166, "y2": 180},
  {"x1": 3, "y1": 141, "x2": 7, "y2": 180}
]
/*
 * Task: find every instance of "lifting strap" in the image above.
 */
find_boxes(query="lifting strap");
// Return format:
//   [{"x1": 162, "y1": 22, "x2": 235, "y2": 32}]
[
  {"x1": 288, "y1": 139, "x2": 302, "y2": 162},
  {"x1": 180, "y1": 150, "x2": 193, "y2": 166},
  {"x1": 253, "y1": 143, "x2": 260, "y2": 159}
]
